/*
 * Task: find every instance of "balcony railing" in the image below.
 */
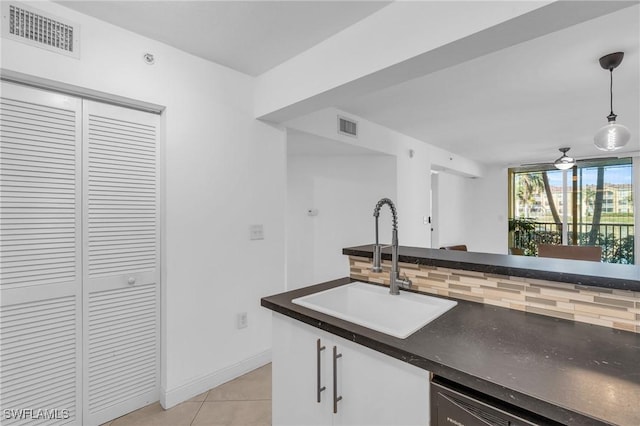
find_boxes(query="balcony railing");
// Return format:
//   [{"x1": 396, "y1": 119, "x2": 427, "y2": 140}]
[{"x1": 511, "y1": 221, "x2": 635, "y2": 264}]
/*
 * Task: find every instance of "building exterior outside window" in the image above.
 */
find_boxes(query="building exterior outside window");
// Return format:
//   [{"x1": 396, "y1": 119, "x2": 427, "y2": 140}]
[{"x1": 508, "y1": 159, "x2": 634, "y2": 264}]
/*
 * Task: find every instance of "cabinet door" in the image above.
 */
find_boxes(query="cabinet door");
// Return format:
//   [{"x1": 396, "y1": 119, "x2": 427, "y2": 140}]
[
  {"x1": 0, "y1": 82, "x2": 82, "y2": 425},
  {"x1": 272, "y1": 314, "x2": 332, "y2": 426},
  {"x1": 272, "y1": 313, "x2": 431, "y2": 426},
  {"x1": 332, "y1": 337, "x2": 430, "y2": 426},
  {"x1": 82, "y1": 100, "x2": 161, "y2": 425}
]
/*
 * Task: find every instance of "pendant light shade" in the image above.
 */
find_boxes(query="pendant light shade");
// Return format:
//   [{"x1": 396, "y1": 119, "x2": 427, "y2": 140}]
[
  {"x1": 594, "y1": 120, "x2": 631, "y2": 151},
  {"x1": 594, "y1": 52, "x2": 630, "y2": 151},
  {"x1": 554, "y1": 147, "x2": 575, "y2": 170}
]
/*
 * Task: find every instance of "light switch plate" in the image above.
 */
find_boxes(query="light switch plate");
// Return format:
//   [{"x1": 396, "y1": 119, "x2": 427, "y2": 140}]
[
  {"x1": 237, "y1": 312, "x2": 248, "y2": 329},
  {"x1": 249, "y1": 224, "x2": 264, "y2": 240}
]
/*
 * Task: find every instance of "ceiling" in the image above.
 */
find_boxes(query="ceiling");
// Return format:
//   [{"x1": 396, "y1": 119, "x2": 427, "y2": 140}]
[
  {"x1": 338, "y1": 4, "x2": 640, "y2": 167},
  {"x1": 57, "y1": 1, "x2": 390, "y2": 76},
  {"x1": 58, "y1": 1, "x2": 639, "y2": 167}
]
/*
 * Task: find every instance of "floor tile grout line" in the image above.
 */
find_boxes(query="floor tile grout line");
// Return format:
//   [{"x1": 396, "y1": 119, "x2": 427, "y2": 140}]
[
  {"x1": 190, "y1": 400, "x2": 206, "y2": 426},
  {"x1": 108, "y1": 365, "x2": 272, "y2": 425}
]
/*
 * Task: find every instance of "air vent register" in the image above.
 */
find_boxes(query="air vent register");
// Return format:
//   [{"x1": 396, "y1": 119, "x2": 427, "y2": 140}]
[
  {"x1": 1, "y1": 2, "x2": 79, "y2": 58},
  {"x1": 338, "y1": 116, "x2": 358, "y2": 137}
]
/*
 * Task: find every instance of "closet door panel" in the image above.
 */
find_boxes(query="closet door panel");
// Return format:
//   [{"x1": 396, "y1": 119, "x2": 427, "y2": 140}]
[
  {"x1": 82, "y1": 100, "x2": 160, "y2": 425},
  {"x1": 1, "y1": 296, "x2": 79, "y2": 426},
  {"x1": 0, "y1": 82, "x2": 82, "y2": 425},
  {"x1": 0, "y1": 87, "x2": 80, "y2": 292}
]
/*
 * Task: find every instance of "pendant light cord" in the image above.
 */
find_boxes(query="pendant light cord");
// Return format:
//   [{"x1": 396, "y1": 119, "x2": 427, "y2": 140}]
[{"x1": 609, "y1": 68, "x2": 614, "y2": 116}]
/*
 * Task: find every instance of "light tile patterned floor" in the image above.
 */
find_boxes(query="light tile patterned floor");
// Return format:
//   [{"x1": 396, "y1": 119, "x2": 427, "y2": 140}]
[{"x1": 101, "y1": 364, "x2": 272, "y2": 426}]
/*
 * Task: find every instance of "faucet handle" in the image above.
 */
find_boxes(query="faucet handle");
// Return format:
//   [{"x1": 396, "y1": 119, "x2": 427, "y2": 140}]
[{"x1": 399, "y1": 271, "x2": 412, "y2": 289}]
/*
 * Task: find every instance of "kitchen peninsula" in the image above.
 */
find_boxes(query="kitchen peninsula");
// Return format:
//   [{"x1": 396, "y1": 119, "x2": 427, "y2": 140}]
[{"x1": 262, "y1": 246, "x2": 640, "y2": 425}]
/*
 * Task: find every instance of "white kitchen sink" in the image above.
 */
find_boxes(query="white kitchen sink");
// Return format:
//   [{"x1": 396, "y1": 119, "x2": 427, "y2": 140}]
[{"x1": 292, "y1": 282, "x2": 457, "y2": 339}]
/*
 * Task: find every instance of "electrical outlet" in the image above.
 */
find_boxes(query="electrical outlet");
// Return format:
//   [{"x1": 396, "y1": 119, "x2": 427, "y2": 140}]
[
  {"x1": 249, "y1": 224, "x2": 264, "y2": 240},
  {"x1": 237, "y1": 312, "x2": 248, "y2": 329}
]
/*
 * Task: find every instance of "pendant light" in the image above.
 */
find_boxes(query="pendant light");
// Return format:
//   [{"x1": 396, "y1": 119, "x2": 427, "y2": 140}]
[
  {"x1": 594, "y1": 52, "x2": 630, "y2": 151},
  {"x1": 554, "y1": 147, "x2": 575, "y2": 170}
]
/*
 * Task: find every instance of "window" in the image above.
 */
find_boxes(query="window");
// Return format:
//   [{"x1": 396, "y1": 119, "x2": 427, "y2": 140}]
[{"x1": 508, "y1": 159, "x2": 634, "y2": 264}]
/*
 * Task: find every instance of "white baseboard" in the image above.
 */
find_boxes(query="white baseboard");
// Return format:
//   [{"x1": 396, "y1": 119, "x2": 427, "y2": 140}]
[{"x1": 160, "y1": 349, "x2": 272, "y2": 409}]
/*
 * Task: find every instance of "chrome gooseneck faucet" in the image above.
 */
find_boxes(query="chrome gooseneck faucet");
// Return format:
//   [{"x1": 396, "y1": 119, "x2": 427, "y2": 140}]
[{"x1": 372, "y1": 198, "x2": 411, "y2": 295}]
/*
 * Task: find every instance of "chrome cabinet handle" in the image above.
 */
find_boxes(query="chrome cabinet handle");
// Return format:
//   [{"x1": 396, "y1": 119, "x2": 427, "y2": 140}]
[
  {"x1": 317, "y1": 339, "x2": 326, "y2": 403},
  {"x1": 333, "y1": 346, "x2": 342, "y2": 414}
]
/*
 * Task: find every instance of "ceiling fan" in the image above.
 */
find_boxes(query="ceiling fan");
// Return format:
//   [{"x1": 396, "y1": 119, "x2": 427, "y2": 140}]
[{"x1": 520, "y1": 147, "x2": 617, "y2": 170}]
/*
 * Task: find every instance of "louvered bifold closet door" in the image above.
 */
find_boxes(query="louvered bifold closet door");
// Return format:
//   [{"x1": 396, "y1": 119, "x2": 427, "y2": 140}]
[
  {"x1": 82, "y1": 100, "x2": 160, "y2": 425},
  {"x1": 0, "y1": 82, "x2": 82, "y2": 425}
]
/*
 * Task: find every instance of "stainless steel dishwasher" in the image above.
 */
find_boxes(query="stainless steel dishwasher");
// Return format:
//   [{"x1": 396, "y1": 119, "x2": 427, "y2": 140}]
[{"x1": 430, "y1": 377, "x2": 562, "y2": 426}]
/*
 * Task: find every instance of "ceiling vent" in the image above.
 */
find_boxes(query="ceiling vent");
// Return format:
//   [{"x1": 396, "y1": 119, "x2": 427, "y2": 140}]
[
  {"x1": 338, "y1": 115, "x2": 358, "y2": 137},
  {"x1": 1, "y1": 2, "x2": 80, "y2": 58}
]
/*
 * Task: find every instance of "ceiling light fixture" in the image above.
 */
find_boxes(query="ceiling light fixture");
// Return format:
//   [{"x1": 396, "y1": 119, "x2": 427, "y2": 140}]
[
  {"x1": 554, "y1": 147, "x2": 575, "y2": 170},
  {"x1": 594, "y1": 52, "x2": 630, "y2": 151}
]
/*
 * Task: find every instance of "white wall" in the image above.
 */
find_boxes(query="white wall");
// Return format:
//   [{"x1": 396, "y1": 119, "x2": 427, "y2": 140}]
[
  {"x1": 285, "y1": 108, "x2": 486, "y2": 248},
  {"x1": 430, "y1": 167, "x2": 508, "y2": 254},
  {"x1": 464, "y1": 166, "x2": 509, "y2": 254},
  {"x1": 1, "y1": 1, "x2": 286, "y2": 408},
  {"x1": 287, "y1": 153, "x2": 396, "y2": 289},
  {"x1": 433, "y1": 172, "x2": 467, "y2": 249}
]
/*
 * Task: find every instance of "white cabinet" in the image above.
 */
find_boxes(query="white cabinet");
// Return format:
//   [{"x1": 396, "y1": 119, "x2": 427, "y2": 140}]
[
  {"x1": 272, "y1": 314, "x2": 331, "y2": 426},
  {"x1": 272, "y1": 313, "x2": 430, "y2": 426}
]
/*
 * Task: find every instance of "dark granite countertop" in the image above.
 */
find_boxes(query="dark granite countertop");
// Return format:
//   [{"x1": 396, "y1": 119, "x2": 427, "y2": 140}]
[
  {"x1": 343, "y1": 245, "x2": 640, "y2": 292},
  {"x1": 262, "y1": 278, "x2": 640, "y2": 426}
]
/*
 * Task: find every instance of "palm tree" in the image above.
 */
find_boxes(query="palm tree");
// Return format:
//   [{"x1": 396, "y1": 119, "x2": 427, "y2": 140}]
[
  {"x1": 584, "y1": 187, "x2": 596, "y2": 216},
  {"x1": 542, "y1": 171, "x2": 561, "y2": 226},
  {"x1": 588, "y1": 166, "x2": 605, "y2": 246},
  {"x1": 516, "y1": 173, "x2": 544, "y2": 217}
]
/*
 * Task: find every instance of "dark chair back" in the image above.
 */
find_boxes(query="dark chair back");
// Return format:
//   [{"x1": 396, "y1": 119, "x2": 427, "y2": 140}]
[
  {"x1": 537, "y1": 244, "x2": 602, "y2": 262},
  {"x1": 440, "y1": 245, "x2": 468, "y2": 251}
]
